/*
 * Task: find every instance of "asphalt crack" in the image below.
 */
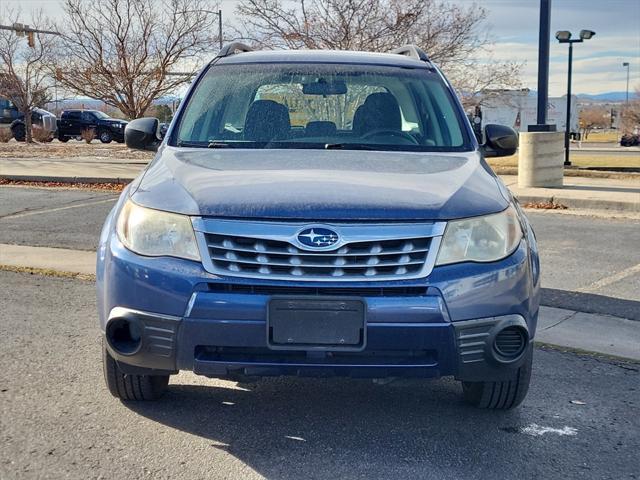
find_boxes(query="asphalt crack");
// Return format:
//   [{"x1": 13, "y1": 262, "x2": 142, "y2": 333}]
[{"x1": 541, "y1": 311, "x2": 578, "y2": 331}]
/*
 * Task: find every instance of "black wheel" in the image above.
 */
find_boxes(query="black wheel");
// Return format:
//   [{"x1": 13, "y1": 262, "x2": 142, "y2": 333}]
[
  {"x1": 102, "y1": 341, "x2": 169, "y2": 401},
  {"x1": 11, "y1": 124, "x2": 25, "y2": 142},
  {"x1": 99, "y1": 130, "x2": 113, "y2": 143},
  {"x1": 461, "y1": 346, "x2": 533, "y2": 409},
  {"x1": 58, "y1": 135, "x2": 69, "y2": 142}
]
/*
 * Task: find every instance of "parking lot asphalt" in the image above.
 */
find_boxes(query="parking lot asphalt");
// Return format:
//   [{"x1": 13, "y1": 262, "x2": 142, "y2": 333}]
[
  {"x1": 0, "y1": 270, "x2": 638, "y2": 480},
  {"x1": 0, "y1": 186, "x2": 117, "y2": 251},
  {"x1": 1, "y1": 186, "x2": 638, "y2": 311}
]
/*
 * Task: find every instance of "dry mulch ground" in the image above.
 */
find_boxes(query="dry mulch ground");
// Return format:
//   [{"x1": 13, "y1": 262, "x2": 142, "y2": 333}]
[
  {"x1": 0, "y1": 178, "x2": 127, "y2": 192},
  {"x1": 0, "y1": 139, "x2": 154, "y2": 160}
]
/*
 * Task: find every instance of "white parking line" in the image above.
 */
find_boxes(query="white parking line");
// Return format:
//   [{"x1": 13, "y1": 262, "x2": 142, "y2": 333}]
[
  {"x1": 520, "y1": 424, "x2": 578, "y2": 437},
  {"x1": 1, "y1": 198, "x2": 117, "y2": 220},
  {"x1": 577, "y1": 263, "x2": 640, "y2": 293}
]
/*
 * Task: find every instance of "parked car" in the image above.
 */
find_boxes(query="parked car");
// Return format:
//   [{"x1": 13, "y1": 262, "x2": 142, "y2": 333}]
[
  {"x1": 0, "y1": 97, "x2": 22, "y2": 124},
  {"x1": 57, "y1": 109, "x2": 127, "y2": 143},
  {"x1": 97, "y1": 44, "x2": 540, "y2": 409},
  {"x1": 620, "y1": 133, "x2": 640, "y2": 147},
  {"x1": 1, "y1": 98, "x2": 57, "y2": 141}
]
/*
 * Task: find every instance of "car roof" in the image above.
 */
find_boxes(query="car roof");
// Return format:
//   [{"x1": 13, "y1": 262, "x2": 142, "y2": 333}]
[
  {"x1": 63, "y1": 109, "x2": 99, "y2": 113},
  {"x1": 214, "y1": 49, "x2": 433, "y2": 69}
]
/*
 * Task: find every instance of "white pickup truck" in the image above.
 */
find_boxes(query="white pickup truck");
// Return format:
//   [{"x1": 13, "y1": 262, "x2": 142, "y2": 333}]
[{"x1": 0, "y1": 99, "x2": 57, "y2": 141}]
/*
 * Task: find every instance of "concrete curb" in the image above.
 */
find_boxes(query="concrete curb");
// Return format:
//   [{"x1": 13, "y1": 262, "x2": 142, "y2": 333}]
[
  {"x1": 536, "y1": 306, "x2": 640, "y2": 361},
  {"x1": 514, "y1": 194, "x2": 639, "y2": 212},
  {"x1": 1, "y1": 244, "x2": 638, "y2": 361},
  {"x1": 3, "y1": 173, "x2": 637, "y2": 213},
  {"x1": 0, "y1": 244, "x2": 96, "y2": 276},
  {"x1": 1, "y1": 174, "x2": 134, "y2": 184}
]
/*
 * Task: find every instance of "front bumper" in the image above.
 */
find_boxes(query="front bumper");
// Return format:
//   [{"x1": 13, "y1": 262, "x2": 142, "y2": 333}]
[
  {"x1": 105, "y1": 304, "x2": 532, "y2": 381},
  {"x1": 98, "y1": 227, "x2": 540, "y2": 381}
]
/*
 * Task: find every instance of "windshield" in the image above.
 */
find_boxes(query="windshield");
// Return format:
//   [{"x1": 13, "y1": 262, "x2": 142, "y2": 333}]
[
  {"x1": 173, "y1": 63, "x2": 471, "y2": 152},
  {"x1": 93, "y1": 111, "x2": 110, "y2": 119}
]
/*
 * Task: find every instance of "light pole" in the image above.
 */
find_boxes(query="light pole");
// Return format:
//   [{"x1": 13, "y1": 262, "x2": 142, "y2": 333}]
[
  {"x1": 183, "y1": 9, "x2": 223, "y2": 49},
  {"x1": 531, "y1": 0, "x2": 554, "y2": 131},
  {"x1": 623, "y1": 62, "x2": 630, "y2": 105},
  {"x1": 217, "y1": 9, "x2": 223, "y2": 50},
  {"x1": 556, "y1": 29, "x2": 595, "y2": 166}
]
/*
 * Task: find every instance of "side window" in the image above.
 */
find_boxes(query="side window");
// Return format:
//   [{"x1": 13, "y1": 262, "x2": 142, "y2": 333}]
[
  {"x1": 426, "y1": 83, "x2": 464, "y2": 147},
  {"x1": 65, "y1": 112, "x2": 81, "y2": 121},
  {"x1": 82, "y1": 112, "x2": 95, "y2": 122}
]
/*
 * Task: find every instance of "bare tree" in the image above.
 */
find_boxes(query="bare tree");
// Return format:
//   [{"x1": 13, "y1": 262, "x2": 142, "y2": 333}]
[
  {"x1": 236, "y1": 0, "x2": 426, "y2": 51},
  {"x1": 0, "y1": 9, "x2": 57, "y2": 142},
  {"x1": 55, "y1": 0, "x2": 221, "y2": 119},
  {"x1": 449, "y1": 61, "x2": 523, "y2": 109},
  {"x1": 620, "y1": 86, "x2": 640, "y2": 134},
  {"x1": 234, "y1": 0, "x2": 522, "y2": 101},
  {"x1": 579, "y1": 106, "x2": 609, "y2": 139}
]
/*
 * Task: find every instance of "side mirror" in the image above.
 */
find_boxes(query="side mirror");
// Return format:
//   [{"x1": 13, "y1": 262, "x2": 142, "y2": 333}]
[
  {"x1": 125, "y1": 117, "x2": 161, "y2": 152},
  {"x1": 482, "y1": 124, "x2": 518, "y2": 157}
]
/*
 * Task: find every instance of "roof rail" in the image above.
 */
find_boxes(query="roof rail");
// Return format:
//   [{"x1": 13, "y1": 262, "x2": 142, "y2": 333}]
[
  {"x1": 390, "y1": 45, "x2": 429, "y2": 62},
  {"x1": 217, "y1": 42, "x2": 253, "y2": 58}
]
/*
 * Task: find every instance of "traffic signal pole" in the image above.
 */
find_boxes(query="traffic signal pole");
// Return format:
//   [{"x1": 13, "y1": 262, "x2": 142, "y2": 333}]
[{"x1": 0, "y1": 23, "x2": 60, "y2": 48}]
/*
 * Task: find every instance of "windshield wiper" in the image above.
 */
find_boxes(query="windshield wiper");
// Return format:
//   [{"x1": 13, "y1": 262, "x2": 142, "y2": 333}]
[
  {"x1": 176, "y1": 140, "x2": 209, "y2": 148},
  {"x1": 325, "y1": 143, "x2": 379, "y2": 151},
  {"x1": 207, "y1": 142, "x2": 231, "y2": 148}
]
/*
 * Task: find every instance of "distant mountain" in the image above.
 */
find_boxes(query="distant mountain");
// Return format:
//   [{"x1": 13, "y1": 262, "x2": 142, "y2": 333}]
[
  {"x1": 525, "y1": 90, "x2": 628, "y2": 103},
  {"x1": 576, "y1": 92, "x2": 629, "y2": 102}
]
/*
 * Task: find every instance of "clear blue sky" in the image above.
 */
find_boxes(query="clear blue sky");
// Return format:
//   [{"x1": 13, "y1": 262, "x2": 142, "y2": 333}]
[{"x1": 5, "y1": 0, "x2": 640, "y2": 95}]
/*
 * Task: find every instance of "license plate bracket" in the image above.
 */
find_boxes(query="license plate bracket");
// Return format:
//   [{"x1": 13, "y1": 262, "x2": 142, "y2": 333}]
[{"x1": 267, "y1": 297, "x2": 366, "y2": 350}]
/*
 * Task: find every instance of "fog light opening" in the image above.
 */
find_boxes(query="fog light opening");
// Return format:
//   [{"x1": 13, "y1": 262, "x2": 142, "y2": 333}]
[
  {"x1": 106, "y1": 318, "x2": 142, "y2": 355},
  {"x1": 493, "y1": 326, "x2": 527, "y2": 360}
]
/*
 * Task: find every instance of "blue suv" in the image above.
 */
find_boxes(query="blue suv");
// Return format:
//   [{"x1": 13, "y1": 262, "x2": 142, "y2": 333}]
[{"x1": 97, "y1": 44, "x2": 540, "y2": 409}]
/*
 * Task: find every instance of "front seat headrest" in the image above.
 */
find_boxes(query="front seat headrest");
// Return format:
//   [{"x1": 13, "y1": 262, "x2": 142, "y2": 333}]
[{"x1": 244, "y1": 100, "x2": 291, "y2": 142}]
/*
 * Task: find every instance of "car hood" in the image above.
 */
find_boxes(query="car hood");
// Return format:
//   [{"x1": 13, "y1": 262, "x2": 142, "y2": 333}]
[{"x1": 131, "y1": 147, "x2": 508, "y2": 221}]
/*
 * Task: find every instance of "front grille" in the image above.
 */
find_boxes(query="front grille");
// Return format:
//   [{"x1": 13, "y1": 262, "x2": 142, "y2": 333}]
[
  {"x1": 203, "y1": 233, "x2": 433, "y2": 280},
  {"x1": 207, "y1": 283, "x2": 429, "y2": 297},
  {"x1": 195, "y1": 346, "x2": 438, "y2": 366}
]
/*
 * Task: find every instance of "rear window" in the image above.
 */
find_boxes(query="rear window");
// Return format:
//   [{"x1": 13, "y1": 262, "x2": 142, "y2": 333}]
[{"x1": 173, "y1": 63, "x2": 471, "y2": 152}]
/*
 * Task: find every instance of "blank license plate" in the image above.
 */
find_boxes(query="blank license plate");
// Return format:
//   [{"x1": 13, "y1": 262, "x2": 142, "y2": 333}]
[{"x1": 268, "y1": 297, "x2": 365, "y2": 348}]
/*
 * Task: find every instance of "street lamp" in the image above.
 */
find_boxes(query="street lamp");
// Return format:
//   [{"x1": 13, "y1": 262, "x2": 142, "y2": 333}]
[
  {"x1": 215, "y1": 9, "x2": 223, "y2": 50},
  {"x1": 184, "y1": 9, "x2": 223, "y2": 50},
  {"x1": 556, "y1": 29, "x2": 596, "y2": 166},
  {"x1": 207, "y1": 9, "x2": 223, "y2": 50},
  {"x1": 623, "y1": 62, "x2": 630, "y2": 105}
]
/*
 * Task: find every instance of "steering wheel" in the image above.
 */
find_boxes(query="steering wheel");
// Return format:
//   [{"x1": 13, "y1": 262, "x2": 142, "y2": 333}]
[{"x1": 361, "y1": 129, "x2": 419, "y2": 145}]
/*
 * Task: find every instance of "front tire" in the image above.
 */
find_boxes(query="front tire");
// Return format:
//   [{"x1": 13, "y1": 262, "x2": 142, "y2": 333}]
[
  {"x1": 99, "y1": 130, "x2": 113, "y2": 143},
  {"x1": 102, "y1": 341, "x2": 169, "y2": 401},
  {"x1": 11, "y1": 124, "x2": 25, "y2": 142},
  {"x1": 461, "y1": 346, "x2": 533, "y2": 409}
]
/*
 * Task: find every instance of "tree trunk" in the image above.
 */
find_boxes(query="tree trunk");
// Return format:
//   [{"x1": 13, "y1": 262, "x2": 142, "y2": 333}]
[{"x1": 24, "y1": 109, "x2": 33, "y2": 143}]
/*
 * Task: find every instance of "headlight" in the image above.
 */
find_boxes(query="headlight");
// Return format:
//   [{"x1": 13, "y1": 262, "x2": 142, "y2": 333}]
[
  {"x1": 116, "y1": 200, "x2": 200, "y2": 261},
  {"x1": 436, "y1": 205, "x2": 522, "y2": 266}
]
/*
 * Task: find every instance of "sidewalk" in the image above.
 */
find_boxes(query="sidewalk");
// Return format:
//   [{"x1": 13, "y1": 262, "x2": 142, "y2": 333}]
[
  {"x1": 2, "y1": 157, "x2": 639, "y2": 213},
  {"x1": 501, "y1": 175, "x2": 640, "y2": 213},
  {"x1": 0, "y1": 157, "x2": 141, "y2": 184},
  {"x1": 1, "y1": 243, "x2": 638, "y2": 362}
]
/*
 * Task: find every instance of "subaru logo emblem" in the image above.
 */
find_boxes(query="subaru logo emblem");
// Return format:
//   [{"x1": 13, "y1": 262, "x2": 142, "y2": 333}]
[{"x1": 297, "y1": 227, "x2": 340, "y2": 249}]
